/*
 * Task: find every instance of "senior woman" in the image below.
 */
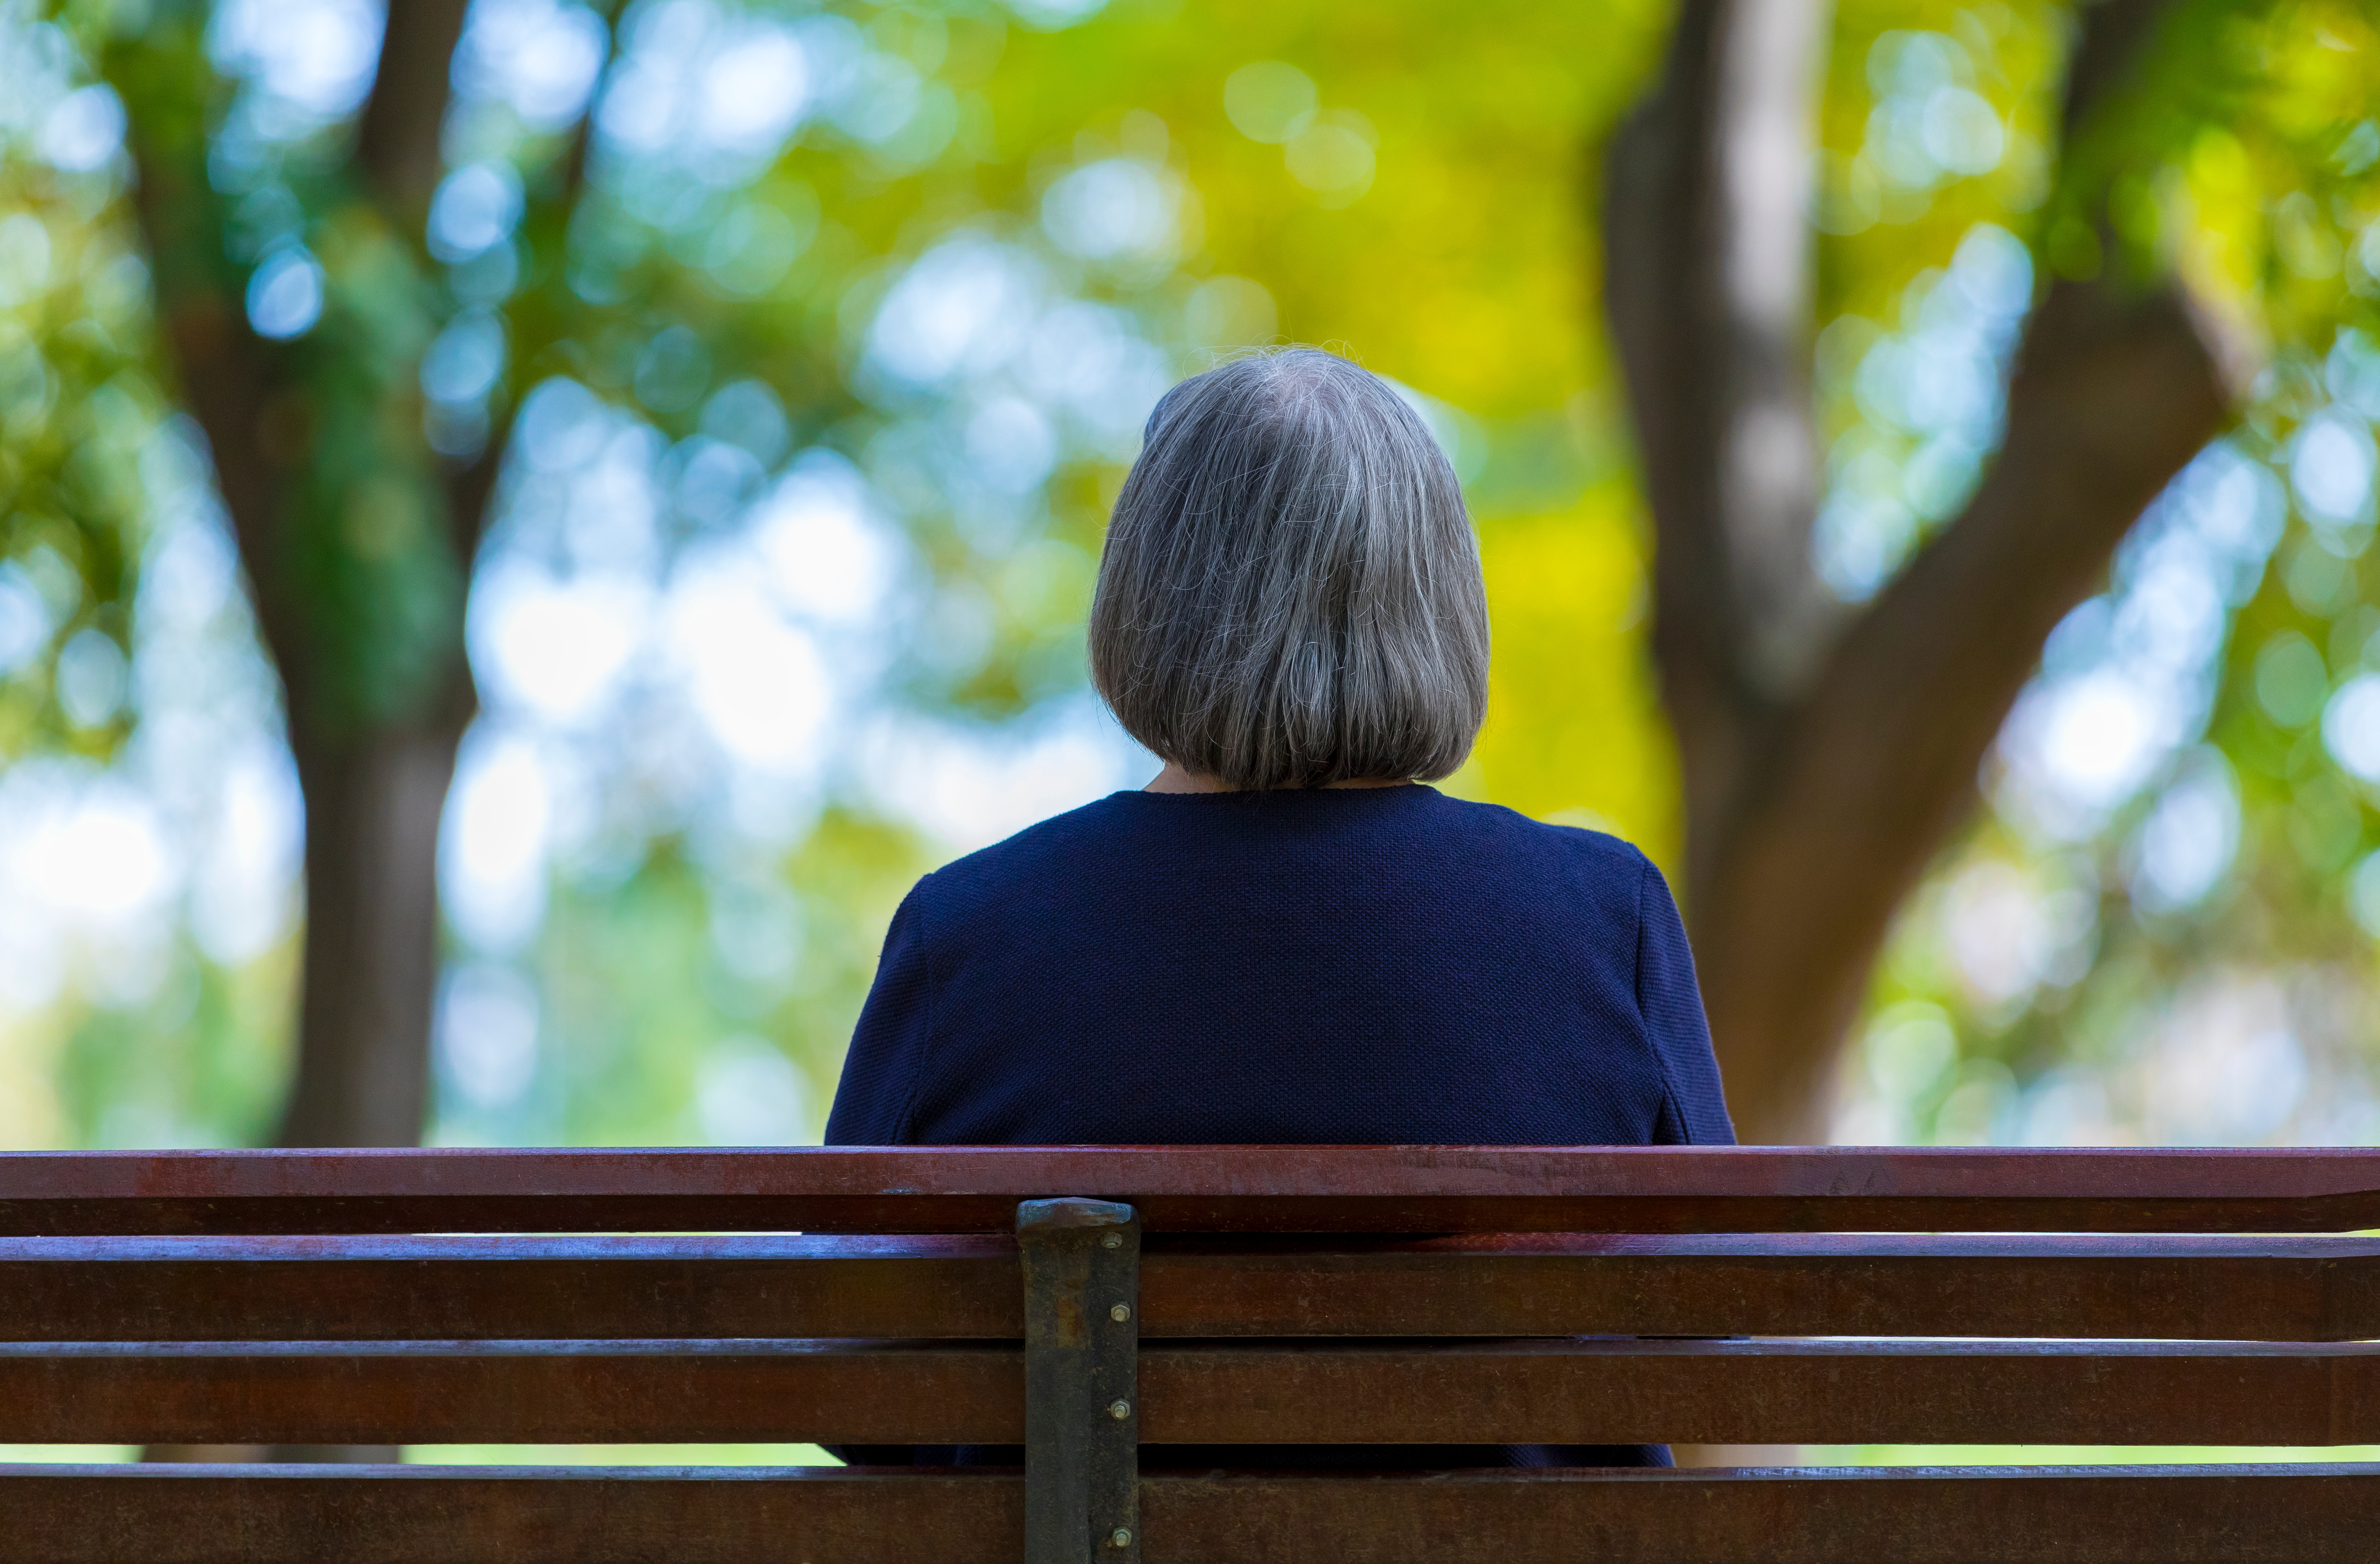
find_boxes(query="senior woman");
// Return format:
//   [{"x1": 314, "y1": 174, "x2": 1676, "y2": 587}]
[{"x1": 826, "y1": 347, "x2": 1733, "y2": 1471}]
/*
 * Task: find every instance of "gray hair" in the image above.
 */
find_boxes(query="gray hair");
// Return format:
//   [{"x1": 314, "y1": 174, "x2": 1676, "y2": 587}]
[{"x1": 1088, "y1": 348, "x2": 1490, "y2": 790}]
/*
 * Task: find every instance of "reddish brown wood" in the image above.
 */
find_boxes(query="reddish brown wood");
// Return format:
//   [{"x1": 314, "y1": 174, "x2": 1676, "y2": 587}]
[
  {"x1": 12, "y1": 1337, "x2": 2380, "y2": 1448},
  {"x1": 1140, "y1": 1465, "x2": 2380, "y2": 1564},
  {"x1": 6, "y1": 1147, "x2": 2380, "y2": 1236},
  {"x1": 0, "y1": 1235, "x2": 1021, "y2": 1342},
  {"x1": 0, "y1": 1340, "x2": 1022, "y2": 1446},
  {"x1": 7, "y1": 1150, "x2": 2369, "y2": 1559},
  {"x1": 1139, "y1": 1339, "x2": 2380, "y2": 1447},
  {"x1": 6, "y1": 1233, "x2": 2376, "y2": 1343},
  {"x1": 0, "y1": 1464, "x2": 2369, "y2": 1564},
  {"x1": 0, "y1": 1465, "x2": 1022, "y2": 1564},
  {"x1": 1143, "y1": 1233, "x2": 2380, "y2": 1342}
]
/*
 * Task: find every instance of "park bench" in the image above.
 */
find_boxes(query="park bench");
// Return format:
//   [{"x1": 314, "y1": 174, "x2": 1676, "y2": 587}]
[{"x1": 0, "y1": 1144, "x2": 2376, "y2": 1562}]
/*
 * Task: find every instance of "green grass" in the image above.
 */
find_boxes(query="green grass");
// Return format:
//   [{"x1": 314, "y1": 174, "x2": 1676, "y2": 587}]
[
  {"x1": 9, "y1": 1444, "x2": 2376, "y2": 1469},
  {"x1": 403, "y1": 1445, "x2": 842, "y2": 1467},
  {"x1": 0, "y1": 1445, "x2": 841, "y2": 1466},
  {"x1": 1796, "y1": 1446, "x2": 2380, "y2": 1467}
]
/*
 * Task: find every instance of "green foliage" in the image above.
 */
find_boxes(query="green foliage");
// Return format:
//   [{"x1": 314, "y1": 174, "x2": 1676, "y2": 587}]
[
  {"x1": 50, "y1": 942, "x2": 294, "y2": 1147},
  {"x1": 1826, "y1": 2, "x2": 2380, "y2": 1146},
  {"x1": 280, "y1": 233, "x2": 463, "y2": 732},
  {"x1": 105, "y1": 7, "x2": 478, "y2": 737},
  {"x1": 0, "y1": 17, "x2": 159, "y2": 757},
  {"x1": 6, "y1": 0, "x2": 2380, "y2": 1155}
]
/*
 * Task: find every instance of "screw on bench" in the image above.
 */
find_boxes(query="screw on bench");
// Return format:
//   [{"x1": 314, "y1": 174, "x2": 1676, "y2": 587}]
[{"x1": 1018, "y1": 1196, "x2": 1141, "y2": 1564}]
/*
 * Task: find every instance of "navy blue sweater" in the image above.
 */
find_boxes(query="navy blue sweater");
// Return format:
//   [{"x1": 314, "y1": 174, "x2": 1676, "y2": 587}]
[{"x1": 825, "y1": 782, "x2": 1734, "y2": 1469}]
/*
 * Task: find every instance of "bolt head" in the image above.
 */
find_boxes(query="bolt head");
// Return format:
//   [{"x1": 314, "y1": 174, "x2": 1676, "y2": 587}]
[
  {"x1": 1101, "y1": 1231, "x2": 1123, "y2": 1249},
  {"x1": 1110, "y1": 1303, "x2": 1132, "y2": 1323},
  {"x1": 1107, "y1": 1398, "x2": 1131, "y2": 1420},
  {"x1": 1110, "y1": 1528, "x2": 1133, "y2": 1548}
]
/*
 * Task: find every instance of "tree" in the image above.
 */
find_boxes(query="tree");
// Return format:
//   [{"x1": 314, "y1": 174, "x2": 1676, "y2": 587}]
[
  {"x1": 101, "y1": 1, "x2": 539, "y2": 1148},
  {"x1": 46, "y1": 0, "x2": 1655, "y2": 1157},
  {"x1": 9, "y1": 0, "x2": 2373, "y2": 1170},
  {"x1": 1605, "y1": 0, "x2": 2246, "y2": 1141}
]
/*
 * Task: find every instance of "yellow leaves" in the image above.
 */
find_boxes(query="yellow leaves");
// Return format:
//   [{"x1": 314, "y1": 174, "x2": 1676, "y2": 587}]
[
  {"x1": 1406, "y1": 291, "x2": 1552, "y2": 411},
  {"x1": 2151, "y1": 9, "x2": 2380, "y2": 358},
  {"x1": 995, "y1": 535, "x2": 1095, "y2": 628},
  {"x1": 1183, "y1": 274, "x2": 1277, "y2": 348},
  {"x1": 2256, "y1": 0, "x2": 2379, "y2": 145},
  {"x1": 2274, "y1": 190, "x2": 2344, "y2": 280},
  {"x1": 1469, "y1": 488, "x2": 1679, "y2": 870},
  {"x1": 1281, "y1": 112, "x2": 1377, "y2": 208},
  {"x1": 975, "y1": 1, "x2": 1672, "y2": 850},
  {"x1": 1223, "y1": 61, "x2": 1320, "y2": 145}
]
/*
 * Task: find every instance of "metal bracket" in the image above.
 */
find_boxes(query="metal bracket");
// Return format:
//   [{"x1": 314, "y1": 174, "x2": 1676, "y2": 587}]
[{"x1": 1017, "y1": 1196, "x2": 1141, "y2": 1564}]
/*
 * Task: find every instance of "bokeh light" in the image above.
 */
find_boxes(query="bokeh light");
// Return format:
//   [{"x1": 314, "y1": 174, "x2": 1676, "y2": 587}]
[{"x1": 0, "y1": 0, "x2": 2375, "y2": 1178}]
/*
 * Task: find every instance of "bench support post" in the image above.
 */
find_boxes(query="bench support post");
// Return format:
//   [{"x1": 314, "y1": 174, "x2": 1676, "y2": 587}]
[{"x1": 1018, "y1": 1196, "x2": 1141, "y2": 1564}]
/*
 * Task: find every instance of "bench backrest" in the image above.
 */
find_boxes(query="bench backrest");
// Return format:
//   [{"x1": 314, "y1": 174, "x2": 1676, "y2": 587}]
[{"x1": 2, "y1": 1145, "x2": 2376, "y2": 1564}]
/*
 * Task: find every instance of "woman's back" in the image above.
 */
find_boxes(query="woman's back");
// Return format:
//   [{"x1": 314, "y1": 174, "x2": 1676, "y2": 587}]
[
  {"x1": 823, "y1": 348, "x2": 1732, "y2": 1471},
  {"x1": 827, "y1": 784, "x2": 1731, "y2": 1150}
]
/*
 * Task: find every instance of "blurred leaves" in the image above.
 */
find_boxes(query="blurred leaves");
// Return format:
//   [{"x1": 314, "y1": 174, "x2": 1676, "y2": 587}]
[
  {"x1": 1822, "y1": 1, "x2": 2380, "y2": 1146},
  {"x1": 7, "y1": 0, "x2": 2380, "y2": 1151}
]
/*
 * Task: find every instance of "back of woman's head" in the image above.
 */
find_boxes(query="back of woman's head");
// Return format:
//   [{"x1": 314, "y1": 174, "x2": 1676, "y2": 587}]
[{"x1": 1089, "y1": 348, "x2": 1490, "y2": 791}]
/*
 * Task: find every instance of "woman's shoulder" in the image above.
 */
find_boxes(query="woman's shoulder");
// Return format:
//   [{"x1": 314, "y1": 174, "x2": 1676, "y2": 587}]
[
  {"x1": 909, "y1": 787, "x2": 1658, "y2": 918},
  {"x1": 905, "y1": 792, "x2": 1152, "y2": 909},
  {"x1": 1426, "y1": 793, "x2": 1656, "y2": 875},
  {"x1": 1406, "y1": 797, "x2": 1671, "y2": 944}
]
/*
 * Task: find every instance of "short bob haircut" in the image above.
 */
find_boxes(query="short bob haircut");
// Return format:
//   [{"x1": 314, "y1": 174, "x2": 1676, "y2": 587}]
[{"x1": 1089, "y1": 348, "x2": 1490, "y2": 791}]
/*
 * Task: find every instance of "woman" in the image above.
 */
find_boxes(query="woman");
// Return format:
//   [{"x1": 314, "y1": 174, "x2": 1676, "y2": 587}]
[{"x1": 826, "y1": 347, "x2": 1733, "y2": 1470}]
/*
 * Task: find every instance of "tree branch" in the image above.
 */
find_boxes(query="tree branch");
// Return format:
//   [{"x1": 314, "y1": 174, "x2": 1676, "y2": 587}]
[
  {"x1": 1692, "y1": 275, "x2": 2236, "y2": 1135},
  {"x1": 110, "y1": 7, "x2": 637, "y2": 1163},
  {"x1": 2061, "y1": 0, "x2": 2176, "y2": 130},
  {"x1": 437, "y1": 11, "x2": 618, "y2": 570},
  {"x1": 1607, "y1": 0, "x2": 2243, "y2": 1140},
  {"x1": 109, "y1": 31, "x2": 317, "y2": 719},
  {"x1": 354, "y1": 0, "x2": 474, "y2": 214},
  {"x1": 1605, "y1": 0, "x2": 1834, "y2": 903}
]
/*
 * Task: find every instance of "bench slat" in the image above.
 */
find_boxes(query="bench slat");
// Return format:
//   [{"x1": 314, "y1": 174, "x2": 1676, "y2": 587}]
[
  {"x1": 0, "y1": 1463, "x2": 2370, "y2": 1564},
  {"x1": 1143, "y1": 1465, "x2": 2380, "y2": 1564},
  {"x1": 9, "y1": 1338, "x2": 2380, "y2": 1447},
  {"x1": 5, "y1": 1234, "x2": 2376, "y2": 1342},
  {"x1": 1144, "y1": 1338, "x2": 2380, "y2": 1447},
  {"x1": 1154, "y1": 1234, "x2": 2380, "y2": 1342},
  {"x1": 0, "y1": 1236, "x2": 1021, "y2": 1342},
  {"x1": 0, "y1": 1340, "x2": 1020, "y2": 1445},
  {"x1": 7, "y1": 1147, "x2": 2380, "y2": 1235}
]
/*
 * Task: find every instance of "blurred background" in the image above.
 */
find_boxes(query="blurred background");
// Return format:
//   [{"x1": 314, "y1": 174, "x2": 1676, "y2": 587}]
[{"x1": 0, "y1": 0, "x2": 2375, "y2": 1182}]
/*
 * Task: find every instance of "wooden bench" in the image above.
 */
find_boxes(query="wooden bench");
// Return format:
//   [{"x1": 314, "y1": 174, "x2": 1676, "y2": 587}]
[{"x1": 1, "y1": 1145, "x2": 2376, "y2": 1562}]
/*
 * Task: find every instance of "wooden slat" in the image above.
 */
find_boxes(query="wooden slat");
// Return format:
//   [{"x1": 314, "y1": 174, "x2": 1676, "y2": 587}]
[
  {"x1": 1140, "y1": 1338, "x2": 2380, "y2": 1447},
  {"x1": 0, "y1": 1340, "x2": 1021, "y2": 1446},
  {"x1": 0, "y1": 1465, "x2": 1019, "y2": 1564},
  {"x1": 0, "y1": 1235, "x2": 1021, "y2": 1342},
  {"x1": 0, "y1": 1463, "x2": 2372, "y2": 1564},
  {"x1": 1146, "y1": 1233, "x2": 2380, "y2": 1342},
  {"x1": 6, "y1": 1147, "x2": 2380, "y2": 1235},
  {"x1": 1140, "y1": 1466, "x2": 2380, "y2": 1564},
  {"x1": 10, "y1": 1338, "x2": 2380, "y2": 1447},
  {"x1": 6, "y1": 1233, "x2": 2378, "y2": 1342}
]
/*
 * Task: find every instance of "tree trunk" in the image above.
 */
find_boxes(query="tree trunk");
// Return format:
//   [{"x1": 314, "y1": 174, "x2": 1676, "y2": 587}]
[
  {"x1": 110, "y1": 2, "x2": 488, "y2": 1164},
  {"x1": 151, "y1": 716, "x2": 469, "y2": 1450},
  {"x1": 116, "y1": 0, "x2": 488, "y2": 1470},
  {"x1": 276, "y1": 713, "x2": 472, "y2": 1148},
  {"x1": 1605, "y1": 0, "x2": 2240, "y2": 1143}
]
